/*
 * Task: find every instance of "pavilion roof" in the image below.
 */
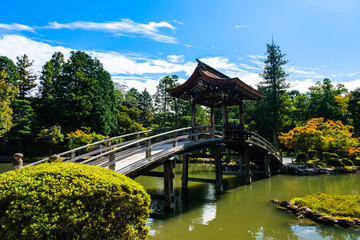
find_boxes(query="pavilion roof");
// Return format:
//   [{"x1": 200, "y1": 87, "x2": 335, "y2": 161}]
[{"x1": 167, "y1": 59, "x2": 264, "y2": 108}]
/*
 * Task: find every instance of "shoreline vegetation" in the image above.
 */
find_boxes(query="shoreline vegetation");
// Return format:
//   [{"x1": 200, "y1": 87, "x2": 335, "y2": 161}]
[{"x1": 273, "y1": 193, "x2": 360, "y2": 228}]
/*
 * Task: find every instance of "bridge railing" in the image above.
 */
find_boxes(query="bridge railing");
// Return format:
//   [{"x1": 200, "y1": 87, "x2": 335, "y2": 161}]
[
  {"x1": 26, "y1": 129, "x2": 153, "y2": 167},
  {"x1": 27, "y1": 125, "x2": 223, "y2": 168},
  {"x1": 78, "y1": 125, "x2": 223, "y2": 169},
  {"x1": 250, "y1": 132, "x2": 281, "y2": 162}
]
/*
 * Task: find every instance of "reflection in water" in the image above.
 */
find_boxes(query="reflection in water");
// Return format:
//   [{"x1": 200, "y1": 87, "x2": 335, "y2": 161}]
[{"x1": 136, "y1": 163, "x2": 360, "y2": 240}]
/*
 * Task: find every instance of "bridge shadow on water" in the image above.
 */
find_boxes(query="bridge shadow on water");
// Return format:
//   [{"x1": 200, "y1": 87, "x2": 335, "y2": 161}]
[{"x1": 137, "y1": 163, "x2": 270, "y2": 220}]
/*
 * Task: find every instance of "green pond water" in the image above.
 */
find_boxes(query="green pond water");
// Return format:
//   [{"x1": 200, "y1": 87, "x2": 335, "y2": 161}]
[
  {"x1": 1, "y1": 163, "x2": 360, "y2": 239},
  {"x1": 136, "y1": 164, "x2": 360, "y2": 240}
]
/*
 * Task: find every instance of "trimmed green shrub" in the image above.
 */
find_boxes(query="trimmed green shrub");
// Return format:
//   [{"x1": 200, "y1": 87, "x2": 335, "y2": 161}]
[
  {"x1": 342, "y1": 158, "x2": 354, "y2": 166},
  {"x1": 65, "y1": 129, "x2": 106, "y2": 153},
  {"x1": 0, "y1": 162, "x2": 150, "y2": 240}
]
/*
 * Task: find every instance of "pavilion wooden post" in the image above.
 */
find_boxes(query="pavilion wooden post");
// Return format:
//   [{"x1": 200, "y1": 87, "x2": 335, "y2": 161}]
[
  {"x1": 164, "y1": 160, "x2": 175, "y2": 210},
  {"x1": 210, "y1": 107, "x2": 215, "y2": 138},
  {"x1": 243, "y1": 147, "x2": 252, "y2": 184},
  {"x1": 214, "y1": 146, "x2": 223, "y2": 193},
  {"x1": 182, "y1": 154, "x2": 189, "y2": 191},
  {"x1": 264, "y1": 153, "x2": 271, "y2": 178},
  {"x1": 239, "y1": 101, "x2": 244, "y2": 129},
  {"x1": 222, "y1": 100, "x2": 227, "y2": 139}
]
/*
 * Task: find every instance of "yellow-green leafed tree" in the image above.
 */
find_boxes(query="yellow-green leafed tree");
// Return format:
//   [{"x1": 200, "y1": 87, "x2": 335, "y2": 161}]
[{"x1": 0, "y1": 71, "x2": 18, "y2": 137}]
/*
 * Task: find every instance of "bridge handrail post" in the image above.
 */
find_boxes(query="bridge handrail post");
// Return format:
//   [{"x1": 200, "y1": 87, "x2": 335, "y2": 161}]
[
  {"x1": 172, "y1": 132, "x2": 178, "y2": 147},
  {"x1": 136, "y1": 133, "x2": 140, "y2": 148},
  {"x1": 210, "y1": 125, "x2": 215, "y2": 139},
  {"x1": 109, "y1": 152, "x2": 116, "y2": 171},
  {"x1": 70, "y1": 151, "x2": 75, "y2": 162},
  {"x1": 13, "y1": 153, "x2": 24, "y2": 169},
  {"x1": 146, "y1": 139, "x2": 152, "y2": 158}
]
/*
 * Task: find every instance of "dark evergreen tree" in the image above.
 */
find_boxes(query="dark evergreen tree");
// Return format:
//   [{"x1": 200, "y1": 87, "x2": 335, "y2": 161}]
[
  {"x1": 153, "y1": 75, "x2": 179, "y2": 127},
  {"x1": 257, "y1": 40, "x2": 290, "y2": 146},
  {"x1": 38, "y1": 52, "x2": 65, "y2": 127},
  {"x1": 348, "y1": 88, "x2": 360, "y2": 137},
  {"x1": 16, "y1": 54, "x2": 37, "y2": 99},
  {"x1": 90, "y1": 59, "x2": 117, "y2": 135}
]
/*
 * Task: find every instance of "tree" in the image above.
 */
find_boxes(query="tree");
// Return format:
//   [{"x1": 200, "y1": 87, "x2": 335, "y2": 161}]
[
  {"x1": 37, "y1": 125, "x2": 64, "y2": 154},
  {"x1": 90, "y1": 59, "x2": 118, "y2": 135},
  {"x1": 308, "y1": 78, "x2": 348, "y2": 121},
  {"x1": 7, "y1": 98, "x2": 35, "y2": 151},
  {"x1": 257, "y1": 39, "x2": 289, "y2": 146},
  {"x1": 138, "y1": 89, "x2": 154, "y2": 127},
  {"x1": 348, "y1": 88, "x2": 360, "y2": 137},
  {"x1": 279, "y1": 118, "x2": 359, "y2": 157},
  {"x1": 38, "y1": 52, "x2": 65, "y2": 127},
  {"x1": 153, "y1": 75, "x2": 179, "y2": 127},
  {"x1": 0, "y1": 71, "x2": 18, "y2": 137},
  {"x1": 16, "y1": 54, "x2": 37, "y2": 99},
  {"x1": 0, "y1": 56, "x2": 19, "y2": 86}
]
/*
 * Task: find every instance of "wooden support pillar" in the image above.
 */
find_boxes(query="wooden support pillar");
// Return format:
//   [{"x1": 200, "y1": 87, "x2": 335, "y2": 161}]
[
  {"x1": 239, "y1": 101, "x2": 244, "y2": 128},
  {"x1": 172, "y1": 132, "x2": 178, "y2": 147},
  {"x1": 191, "y1": 101, "x2": 196, "y2": 129},
  {"x1": 182, "y1": 154, "x2": 189, "y2": 191},
  {"x1": 164, "y1": 160, "x2": 174, "y2": 210},
  {"x1": 210, "y1": 107, "x2": 215, "y2": 126},
  {"x1": 70, "y1": 151, "x2": 75, "y2": 162},
  {"x1": 238, "y1": 156, "x2": 243, "y2": 175},
  {"x1": 243, "y1": 147, "x2": 252, "y2": 184},
  {"x1": 214, "y1": 147, "x2": 223, "y2": 193},
  {"x1": 264, "y1": 153, "x2": 271, "y2": 178},
  {"x1": 222, "y1": 100, "x2": 227, "y2": 139}
]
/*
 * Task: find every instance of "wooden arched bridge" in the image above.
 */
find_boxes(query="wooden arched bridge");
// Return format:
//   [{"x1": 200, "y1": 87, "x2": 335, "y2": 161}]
[{"x1": 26, "y1": 59, "x2": 283, "y2": 209}]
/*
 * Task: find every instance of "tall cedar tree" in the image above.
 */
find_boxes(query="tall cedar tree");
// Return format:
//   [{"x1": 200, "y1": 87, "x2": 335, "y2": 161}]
[
  {"x1": 16, "y1": 54, "x2": 37, "y2": 99},
  {"x1": 0, "y1": 56, "x2": 19, "y2": 86},
  {"x1": 258, "y1": 40, "x2": 289, "y2": 146},
  {"x1": 38, "y1": 52, "x2": 65, "y2": 127}
]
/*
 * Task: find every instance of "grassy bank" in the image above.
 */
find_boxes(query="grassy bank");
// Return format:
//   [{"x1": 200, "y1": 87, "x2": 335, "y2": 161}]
[{"x1": 292, "y1": 193, "x2": 360, "y2": 221}]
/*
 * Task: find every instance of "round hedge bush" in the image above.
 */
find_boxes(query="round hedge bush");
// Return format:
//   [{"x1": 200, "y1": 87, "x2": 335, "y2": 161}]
[{"x1": 0, "y1": 162, "x2": 150, "y2": 240}]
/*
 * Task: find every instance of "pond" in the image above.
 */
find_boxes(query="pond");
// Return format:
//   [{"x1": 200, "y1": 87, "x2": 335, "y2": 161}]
[
  {"x1": 1, "y1": 162, "x2": 359, "y2": 239},
  {"x1": 136, "y1": 163, "x2": 360, "y2": 240}
]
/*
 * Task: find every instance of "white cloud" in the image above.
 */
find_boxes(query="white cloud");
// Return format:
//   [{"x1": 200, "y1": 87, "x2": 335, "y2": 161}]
[
  {"x1": 0, "y1": 35, "x2": 72, "y2": 73},
  {"x1": 235, "y1": 25, "x2": 248, "y2": 28},
  {"x1": 343, "y1": 79, "x2": 360, "y2": 91},
  {"x1": 167, "y1": 55, "x2": 184, "y2": 63},
  {"x1": 288, "y1": 79, "x2": 316, "y2": 93},
  {"x1": 173, "y1": 20, "x2": 184, "y2": 25},
  {"x1": 0, "y1": 23, "x2": 35, "y2": 32},
  {"x1": 47, "y1": 19, "x2": 177, "y2": 44}
]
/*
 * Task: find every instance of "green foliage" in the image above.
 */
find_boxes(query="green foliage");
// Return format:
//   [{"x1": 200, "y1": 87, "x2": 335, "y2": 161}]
[
  {"x1": 295, "y1": 152, "x2": 306, "y2": 163},
  {"x1": 7, "y1": 98, "x2": 35, "y2": 141},
  {"x1": 0, "y1": 71, "x2": 18, "y2": 137},
  {"x1": 38, "y1": 125, "x2": 64, "y2": 145},
  {"x1": 65, "y1": 129, "x2": 106, "y2": 153},
  {"x1": 0, "y1": 162, "x2": 150, "y2": 239},
  {"x1": 16, "y1": 54, "x2": 37, "y2": 99},
  {"x1": 0, "y1": 56, "x2": 19, "y2": 86},
  {"x1": 292, "y1": 193, "x2": 360, "y2": 220},
  {"x1": 38, "y1": 52, "x2": 65, "y2": 127},
  {"x1": 308, "y1": 78, "x2": 348, "y2": 122},
  {"x1": 117, "y1": 106, "x2": 147, "y2": 134},
  {"x1": 348, "y1": 88, "x2": 360, "y2": 137}
]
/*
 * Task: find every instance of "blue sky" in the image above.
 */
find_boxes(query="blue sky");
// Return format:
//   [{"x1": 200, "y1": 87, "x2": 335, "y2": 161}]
[{"x1": 1, "y1": 0, "x2": 359, "y2": 94}]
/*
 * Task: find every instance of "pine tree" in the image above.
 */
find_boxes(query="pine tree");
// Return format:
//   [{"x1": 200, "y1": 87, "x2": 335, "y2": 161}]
[
  {"x1": 258, "y1": 39, "x2": 289, "y2": 146},
  {"x1": 16, "y1": 54, "x2": 37, "y2": 99}
]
